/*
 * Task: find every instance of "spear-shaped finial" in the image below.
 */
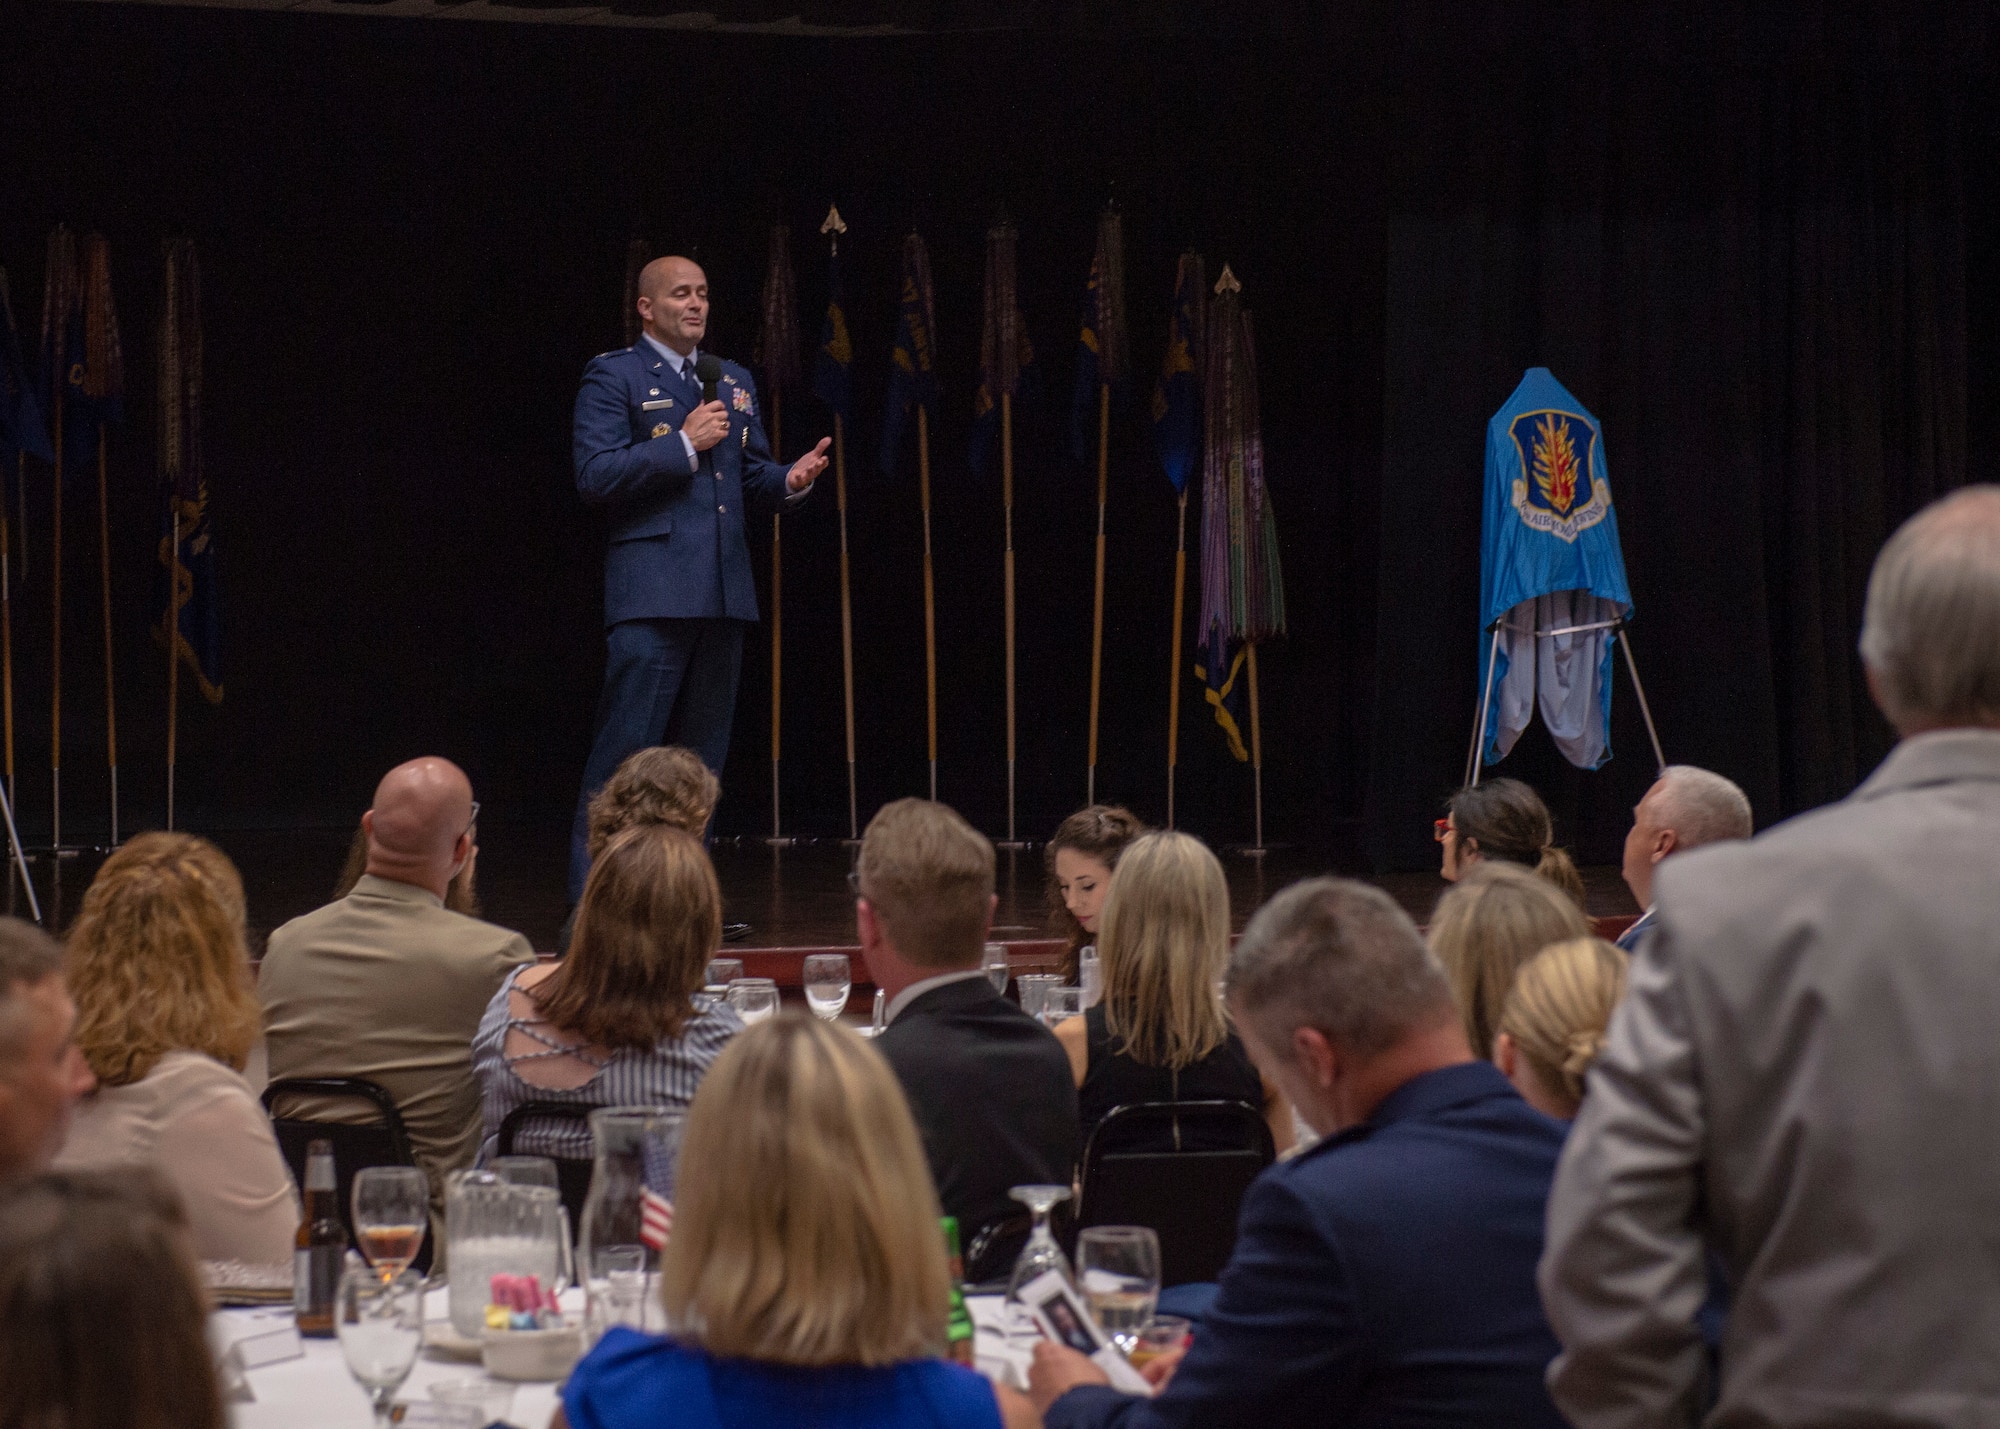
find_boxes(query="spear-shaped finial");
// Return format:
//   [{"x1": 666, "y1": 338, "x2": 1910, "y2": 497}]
[
  {"x1": 821, "y1": 204, "x2": 847, "y2": 253},
  {"x1": 1214, "y1": 263, "x2": 1242, "y2": 296}
]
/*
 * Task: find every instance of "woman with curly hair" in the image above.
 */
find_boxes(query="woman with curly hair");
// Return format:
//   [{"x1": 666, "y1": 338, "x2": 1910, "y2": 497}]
[
  {"x1": 1044, "y1": 804, "x2": 1147, "y2": 984},
  {"x1": 555, "y1": 744, "x2": 721, "y2": 954},
  {"x1": 53, "y1": 833, "x2": 298, "y2": 1267}
]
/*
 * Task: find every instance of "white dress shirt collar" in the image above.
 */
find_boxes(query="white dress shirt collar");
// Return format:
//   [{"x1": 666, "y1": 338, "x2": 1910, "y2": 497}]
[{"x1": 640, "y1": 331, "x2": 698, "y2": 377}]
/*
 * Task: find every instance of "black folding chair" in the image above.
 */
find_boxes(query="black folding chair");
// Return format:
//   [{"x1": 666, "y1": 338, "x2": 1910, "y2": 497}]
[
  {"x1": 1076, "y1": 1099, "x2": 1275, "y2": 1287},
  {"x1": 495, "y1": 1101, "x2": 599, "y2": 1241},
  {"x1": 261, "y1": 1076, "x2": 430, "y2": 1272}
]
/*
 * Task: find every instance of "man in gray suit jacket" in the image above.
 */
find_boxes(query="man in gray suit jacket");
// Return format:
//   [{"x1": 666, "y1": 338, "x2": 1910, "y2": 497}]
[{"x1": 1542, "y1": 486, "x2": 2000, "y2": 1427}]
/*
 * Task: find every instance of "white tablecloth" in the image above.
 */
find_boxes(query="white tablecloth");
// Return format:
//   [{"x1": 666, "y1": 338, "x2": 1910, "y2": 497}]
[{"x1": 219, "y1": 1290, "x2": 1024, "y2": 1426}]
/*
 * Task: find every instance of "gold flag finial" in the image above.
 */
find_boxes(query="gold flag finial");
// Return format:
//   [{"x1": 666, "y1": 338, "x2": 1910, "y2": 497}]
[
  {"x1": 820, "y1": 205, "x2": 847, "y2": 237},
  {"x1": 1214, "y1": 263, "x2": 1242, "y2": 296}
]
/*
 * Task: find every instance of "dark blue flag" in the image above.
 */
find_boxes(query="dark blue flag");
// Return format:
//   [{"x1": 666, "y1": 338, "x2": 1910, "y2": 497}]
[
  {"x1": 1150, "y1": 252, "x2": 1203, "y2": 493},
  {"x1": 972, "y1": 223, "x2": 1033, "y2": 478},
  {"x1": 812, "y1": 246, "x2": 853, "y2": 422},
  {"x1": 1193, "y1": 623, "x2": 1249, "y2": 763},
  {"x1": 878, "y1": 232, "x2": 938, "y2": 474},
  {"x1": 1069, "y1": 210, "x2": 1128, "y2": 462},
  {"x1": 0, "y1": 270, "x2": 51, "y2": 464}
]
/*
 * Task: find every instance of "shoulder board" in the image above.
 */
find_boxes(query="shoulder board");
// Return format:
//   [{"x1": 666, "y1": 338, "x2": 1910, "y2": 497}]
[{"x1": 593, "y1": 349, "x2": 625, "y2": 361}]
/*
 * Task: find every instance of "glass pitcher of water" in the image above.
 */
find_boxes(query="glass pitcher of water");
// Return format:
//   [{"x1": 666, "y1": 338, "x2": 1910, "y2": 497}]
[
  {"x1": 444, "y1": 1170, "x2": 572, "y2": 1337},
  {"x1": 578, "y1": 1107, "x2": 685, "y2": 1341}
]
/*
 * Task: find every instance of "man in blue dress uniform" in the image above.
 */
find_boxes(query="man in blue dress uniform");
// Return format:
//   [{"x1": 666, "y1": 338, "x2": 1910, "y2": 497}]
[{"x1": 570, "y1": 256, "x2": 830, "y2": 911}]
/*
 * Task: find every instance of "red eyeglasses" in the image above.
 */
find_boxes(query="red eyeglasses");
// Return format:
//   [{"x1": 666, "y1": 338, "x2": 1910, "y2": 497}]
[{"x1": 1433, "y1": 818, "x2": 1453, "y2": 842}]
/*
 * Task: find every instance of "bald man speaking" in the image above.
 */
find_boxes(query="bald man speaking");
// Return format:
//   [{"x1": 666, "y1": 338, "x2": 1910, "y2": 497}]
[{"x1": 569, "y1": 256, "x2": 829, "y2": 909}]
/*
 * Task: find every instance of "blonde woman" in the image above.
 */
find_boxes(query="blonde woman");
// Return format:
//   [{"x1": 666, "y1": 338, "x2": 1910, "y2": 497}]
[
  {"x1": 1427, "y1": 861, "x2": 1591, "y2": 1063},
  {"x1": 557, "y1": 1015, "x2": 1038, "y2": 1429},
  {"x1": 1053, "y1": 832, "x2": 1292, "y2": 1155},
  {"x1": 1493, "y1": 937, "x2": 1628, "y2": 1120},
  {"x1": 54, "y1": 834, "x2": 299, "y2": 1266}
]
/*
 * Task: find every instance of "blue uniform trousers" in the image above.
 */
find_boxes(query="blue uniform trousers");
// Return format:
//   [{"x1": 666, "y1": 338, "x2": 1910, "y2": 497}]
[{"x1": 569, "y1": 616, "x2": 744, "y2": 900}]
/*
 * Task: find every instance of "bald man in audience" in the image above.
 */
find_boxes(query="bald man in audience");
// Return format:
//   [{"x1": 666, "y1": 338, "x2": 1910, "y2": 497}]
[
  {"x1": 0, "y1": 919, "x2": 95, "y2": 1184},
  {"x1": 1616, "y1": 764, "x2": 1753, "y2": 950},
  {"x1": 261, "y1": 758, "x2": 532, "y2": 1250}
]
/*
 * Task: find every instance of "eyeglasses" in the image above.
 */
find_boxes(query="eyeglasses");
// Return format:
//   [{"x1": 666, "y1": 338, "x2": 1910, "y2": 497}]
[
  {"x1": 1433, "y1": 818, "x2": 1453, "y2": 842},
  {"x1": 463, "y1": 801, "x2": 481, "y2": 839},
  {"x1": 846, "y1": 870, "x2": 864, "y2": 898}
]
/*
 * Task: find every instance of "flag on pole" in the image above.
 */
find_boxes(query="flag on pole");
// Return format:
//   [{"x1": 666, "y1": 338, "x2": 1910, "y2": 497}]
[
  {"x1": 753, "y1": 225, "x2": 801, "y2": 401},
  {"x1": 812, "y1": 241, "x2": 853, "y2": 421},
  {"x1": 1477, "y1": 367, "x2": 1632, "y2": 770},
  {"x1": 40, "y1": 226, "x2": 83, "y2": 472},
  {"x1": 79, "y1": 235, "x2": 124, "y2": 432},
  {"x1": 1070, "y1": 208, "x2": 1128, "y2": 460},
  {"x1": 1150, "y1": 252, "x2": 1204, "y2": 493},
  {"x1": 1195, "y1": 266, "x2": 1284, "y2": 757},
  {"x1": 157, "y1": 239, "x2": 221, "y2": 704},
  {"x1": 0, "y1": 271, "x2": 51, "y2": 464},
  {"x1": 878, "y1": 232, "x2": 938, "y2": 473},
  {"x1": 971, "y1": 223, "x2": 1033, "y2": 477}
]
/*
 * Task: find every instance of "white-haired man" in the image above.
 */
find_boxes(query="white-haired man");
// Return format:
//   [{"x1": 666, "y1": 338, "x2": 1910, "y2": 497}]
[
  {"x1": 1616, "y1": 764, "x2": 1753, "y2": 950},
  {"x1": 1543, "y1": 486, "x2": 2000, "y2": 1427}
]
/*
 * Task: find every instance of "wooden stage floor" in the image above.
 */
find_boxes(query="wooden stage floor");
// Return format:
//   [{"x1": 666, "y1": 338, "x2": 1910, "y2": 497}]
[{"x1": 1, "y1": 828, "x2": 1641, "y2": 958}]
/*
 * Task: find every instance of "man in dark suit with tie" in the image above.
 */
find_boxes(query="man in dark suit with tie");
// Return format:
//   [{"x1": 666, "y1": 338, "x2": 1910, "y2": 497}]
[
  {"x1": 855, "y1": 798, "x2": 1080, "y2": 1268},
  {"x1": 570, "y1": 256, "x2": 830, "y2": 905},
  {"x1": 1031, "y1": 877, "x2": 1569, "y2": 1428}
]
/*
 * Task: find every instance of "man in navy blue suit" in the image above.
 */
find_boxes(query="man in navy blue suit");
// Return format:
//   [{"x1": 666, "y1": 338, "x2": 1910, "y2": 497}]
[
  {"x1": 1030, "y1": 877, "x2": 1570, "y2": 1429},
  {"x1": 570, "y1": 256, "x2": 829, "y2": 907}
]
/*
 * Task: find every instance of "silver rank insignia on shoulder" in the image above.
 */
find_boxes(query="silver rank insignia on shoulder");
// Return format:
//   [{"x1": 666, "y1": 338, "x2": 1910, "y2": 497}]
[{"x1": 651, "y1": 422, "x2": 672, "y2": 438}]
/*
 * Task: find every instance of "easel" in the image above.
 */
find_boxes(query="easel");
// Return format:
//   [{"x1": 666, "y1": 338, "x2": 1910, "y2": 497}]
[{"x1": 1465, "y1": 608, "x2": 1666, "y2": 787}]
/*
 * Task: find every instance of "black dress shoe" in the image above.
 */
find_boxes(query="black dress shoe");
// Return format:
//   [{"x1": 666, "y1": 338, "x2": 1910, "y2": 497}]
[{"x1": 722, "y1": 922, "x2": 752, "y2": 943}]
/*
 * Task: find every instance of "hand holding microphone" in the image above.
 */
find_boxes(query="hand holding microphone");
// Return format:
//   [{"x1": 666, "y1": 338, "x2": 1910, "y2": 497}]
[{"x1": 682, "y1": 400, "x2": 730, "y2": 451}]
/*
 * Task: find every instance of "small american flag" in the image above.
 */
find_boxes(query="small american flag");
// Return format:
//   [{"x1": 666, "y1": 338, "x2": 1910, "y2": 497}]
[{"x1": 640, "y1": 1189, "x2": 674, "y2": 1250}]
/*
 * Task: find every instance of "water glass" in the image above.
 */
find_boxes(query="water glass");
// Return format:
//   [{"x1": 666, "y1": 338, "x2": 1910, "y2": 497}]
[
  {"x1": 727, "y1": 977, "x2": 780, "y2": 1024},
  {"x1": 1017, "y1": 973, "x2": 1061, "y2": 1021},
  {"x1": 1127, "y1": 1314, "x2": 1192, "y2": 1371},
  {"x1": 1077, "y1": 1226, "x2": 1161, "y2": 1348},
  {"x1": 1078, "y1": 944, "x2": 1102, "y2": 1008},
  {"x1": 1038, "y1": 986, "x2": 1084, "y2": 1028},
  {"x1": 803, "y1": 954, "x2": 851, "y2": 1022},
  {"x1": 705, "y1": 957, "x2": 745, "y2": 991},
  {"x1": 336, "y1": 1264, "x2": 423, "y2": 1427},
  {"x1": 982, "y1": 942, "x2": 1012, "y2": 994},
  {"x1": 351, "y1": 1166, "x2": 428, "y2": 1278},
  {"x1": 428, "y1": 1377, "x2": 517, "y2": 1426}
]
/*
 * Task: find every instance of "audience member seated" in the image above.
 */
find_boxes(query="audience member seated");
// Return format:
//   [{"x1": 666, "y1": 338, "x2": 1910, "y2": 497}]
[
  {"x1": 1428, "y1": 860, "x2": 1591, "y2": 1065},
  {"x1": 334, "y1": 813, "x2": 483, "y2": 915},
  {"x1": 558, "y1": 744, "x2": 720, "y2": 954},
  {"x1": 261, "y1": 757, "x2": 533, "y2": 1251},
  {"x1": 1438, "y1": 776, "x2": 1585, "y2": 905},
  {"x1": 473, "y1": 823, "x2": 741, "y2": 1161},
  {"x1": 557, "y1": 1015, "x2": 1038, "y2": 1429},
  {"x1": 0, "y1": 1169, "x2": 226, "y2": 1429},
  {"x1": 0, "y1": 918, "x2": 94, "y2": 1184},
  {"x1": 858, "y1": 798, "x2": 1079, "y2": 1259},
  {"x1": 1030, "y1": 877, "x2": 1569, "y2": 1427},
  {"x1": 1617, "y1": 764, "x2": 1753, "y2": 949},
  {"x1": 1046, "y1": 804, "x2": 1147, "y2": 984},
  {"x1": 1051, "y1": 831, "x2": 1291, "y2": 1155},
  {"x1": 1492, "y1": 937, "x2": 1627, "y2": 1120},
  {"x1": 1542, "y1": 487, "x2": 2000, "y2": 1426},
  {"x1": 54, "y1": 834, "x2": 298, "y2": 1267}
]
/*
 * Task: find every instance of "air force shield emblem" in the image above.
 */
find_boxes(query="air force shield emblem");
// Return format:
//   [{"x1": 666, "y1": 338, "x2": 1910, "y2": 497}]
[{"x1": 1508, "y1": 409, "x2": 1608, "y2": 543}]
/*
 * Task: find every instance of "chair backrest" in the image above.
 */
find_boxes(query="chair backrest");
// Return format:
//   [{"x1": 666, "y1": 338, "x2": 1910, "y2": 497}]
[
  {"x1": 1077, "y1": 1099, "x2": 1275, "y2": 1287},
  {"x1": 261, "y1": 1076, "x2": 426, "y2": 1271},
  {"x1": 495, "y1": 1101, "x2": 598, "y2": 1241}
]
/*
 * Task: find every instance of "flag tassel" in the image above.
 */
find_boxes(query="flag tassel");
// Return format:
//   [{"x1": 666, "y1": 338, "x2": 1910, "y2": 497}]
[
  {"x1": 834, "y1": 414, "x2": 858, "y2": 842},
  {"x1": 919, "y1": 404, "x2": 938, "y2": 804},
  {"x1": 1165, "y1": 491, "x2": 1188, "y2": 829},
  {"x1": 1086, "y1": 382, "x2": 1110, "y2": 807}
]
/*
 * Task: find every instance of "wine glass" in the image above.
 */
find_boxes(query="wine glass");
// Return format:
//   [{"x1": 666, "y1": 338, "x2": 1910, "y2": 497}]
[
  {"x1": 337, "y1": 1264, "x2": 424, "y2": 1427},
  {"x1": 705, "y1": 957, "x2": 745, "y2": 991},
  {"x1": 351, "y1": 1166, "x2": 428, "y2": 1279},
  {"x1": 1038, "y1": 986, "x2": 1084, "y2": 1029},
  {"x1": 802, "y1": 954, "x2": 851, "y2": 1022},
  {"x1": 1017, "y1": 974, "x2": 1061, "y2": 1021},
  {"x1": 982, "y1": 942, "x2": 1012, "y2": 994},
  {"x1": 727, "y1": 977, "x2": 780, "y2": 1025},
  {"x1": 1004, "y1": 1184, "x2": 1074, "y2": 1305},
  {"x1": 1076, "y1": 1226, "x2": 1161, "y2": 1350}
]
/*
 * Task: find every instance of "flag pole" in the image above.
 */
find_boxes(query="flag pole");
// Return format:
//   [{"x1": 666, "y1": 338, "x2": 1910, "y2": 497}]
[
  {"x1": 166, "y1": 505, "x2": 181, "y2": 831},
  {"x1": 1245, "y1": 641, "x2": 1266, "y2": 856},
  {"x1": 835, "y1": 412, "x2": 858, "y2": 842},
  {"x1": 2, "y1": 455, "x2": 16, "y2": 815},
  {"x1": 97, "y1": 425, "x2": 117, "y2": 846},
  {"x1": 1165, "y1": 489, "x2": 1188, "y2": 828},
  {"x1": 918, "y1": 404, "x2": 938, "y2": 802},
  {"x1": 1001, "y1": 390, "x2": 1021, "y2": 847},
  {"x1": 1087, "y1": 380, "x2": 1110, "y2": 806},
  {"x1": 49, "y1": 357, "x2": 63, "y2": 855},
  {"x1": 766, "y1": 388, "x2": 788, "y2": 845}
]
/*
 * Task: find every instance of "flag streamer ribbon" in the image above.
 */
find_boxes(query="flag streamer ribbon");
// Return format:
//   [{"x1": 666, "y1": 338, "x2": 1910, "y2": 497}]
[
  {"x1": 1078, "y1": 208, "x2": 1127, "y2": 805},
  {"x1": 813, "y1": 206, "x2": 858, "y2": 839},
  {"x1": 1153, "y1": 251, "x2": 1204, "y2": 826},
  {"x1": 158, "y1": 239, "x2": 220, "y2": 828},
  {"x1": 978, "y1": 222, "x2": 1029, "y2": 842},
  {"x1": 754, "y1": 224, "x2": 801, "y2": 841},
  {"x1": 82, "y1": 234, "x2": 124, "y2": 845}
]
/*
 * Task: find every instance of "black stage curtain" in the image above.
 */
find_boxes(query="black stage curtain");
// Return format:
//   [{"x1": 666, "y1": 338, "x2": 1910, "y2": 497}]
[{"x1": 1366, "y1": 3, "x2": 1990, "y2": 873}]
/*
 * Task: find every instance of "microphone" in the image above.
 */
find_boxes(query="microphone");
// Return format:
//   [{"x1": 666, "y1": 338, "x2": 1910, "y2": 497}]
[{"x1": 695, "y1": 354, "x2": 722, "y2": 405}]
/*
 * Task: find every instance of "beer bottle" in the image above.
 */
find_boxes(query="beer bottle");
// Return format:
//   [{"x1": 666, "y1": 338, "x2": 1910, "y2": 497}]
[
  {"x1": 294, "y1": 1139, "x2": 346, "y2": 1337},
  {"x1": 942, "y1": 1216, "x2": 976, "y2": 1366}
]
